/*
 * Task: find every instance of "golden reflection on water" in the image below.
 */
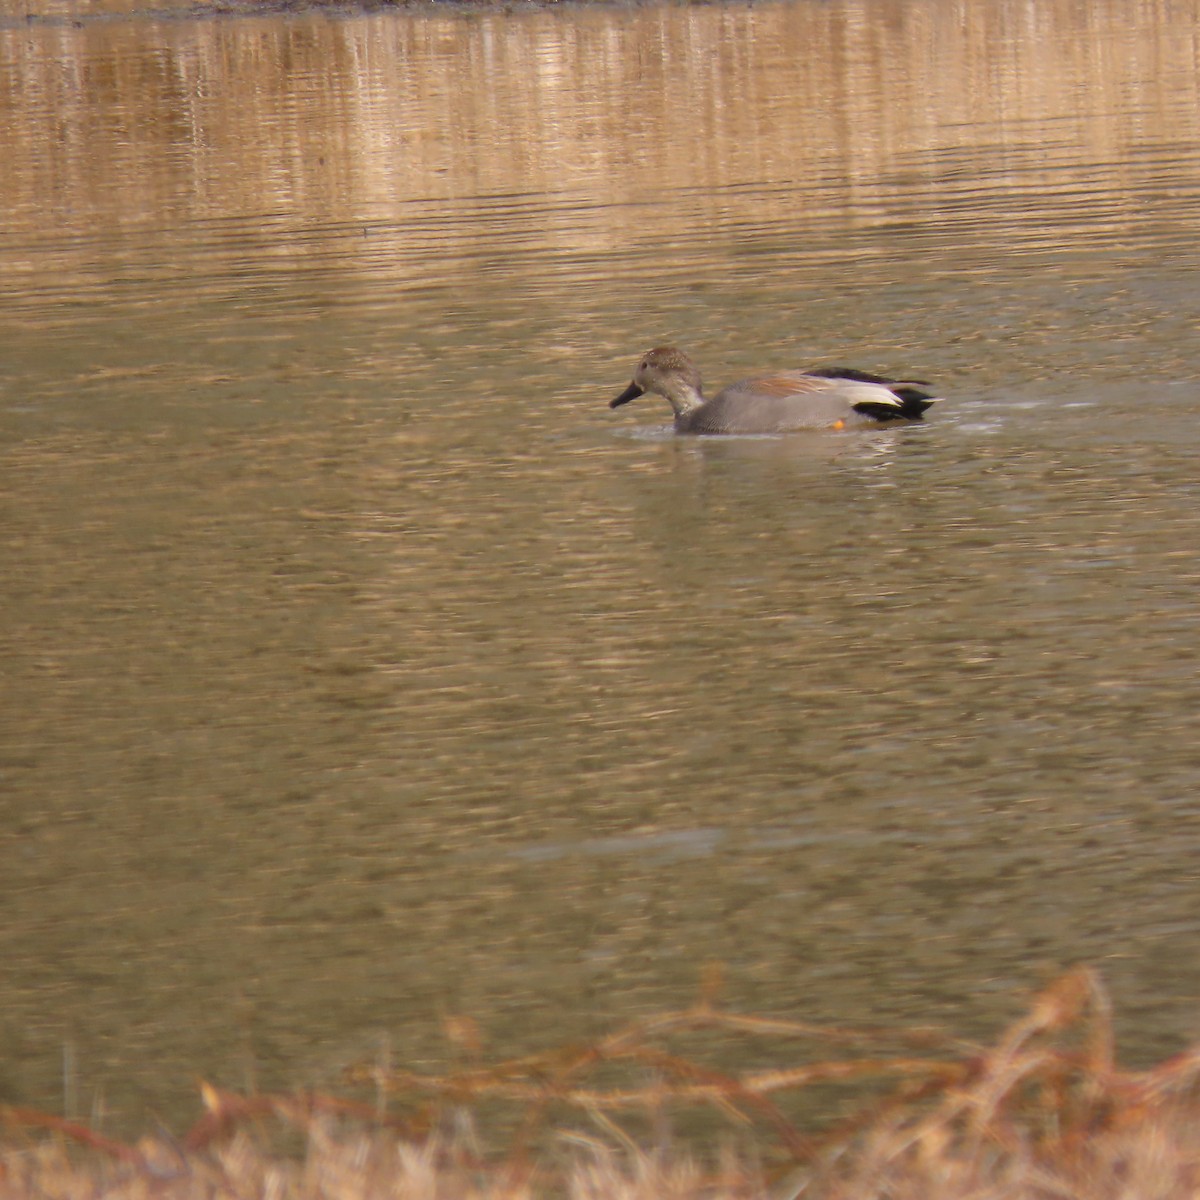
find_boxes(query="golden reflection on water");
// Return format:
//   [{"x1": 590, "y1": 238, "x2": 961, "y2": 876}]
[{"x1": 3, "y1": 0, "x2": 1200, "y2": 234}]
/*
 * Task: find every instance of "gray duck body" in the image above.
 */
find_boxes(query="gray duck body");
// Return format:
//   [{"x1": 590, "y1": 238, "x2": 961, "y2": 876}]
[{"x1": 610, "y1": 346, "x2": 939, "y2": 435}]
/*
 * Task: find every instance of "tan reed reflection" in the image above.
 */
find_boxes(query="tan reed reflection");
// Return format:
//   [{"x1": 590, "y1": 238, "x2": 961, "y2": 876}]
[{"x1": 2, "y1": 0, "x2": 1199, "y2": 241}]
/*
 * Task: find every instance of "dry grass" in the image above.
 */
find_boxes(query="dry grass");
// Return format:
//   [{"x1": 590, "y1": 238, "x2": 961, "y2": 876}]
[{"x1": 3, "y1": 968, "x2": 1200, "y2": 1199}]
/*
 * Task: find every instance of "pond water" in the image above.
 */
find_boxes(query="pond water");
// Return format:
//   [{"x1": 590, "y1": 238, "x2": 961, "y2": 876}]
[{"x1": 3, "y1": 0, "x2": 1200, "y2": 1132}]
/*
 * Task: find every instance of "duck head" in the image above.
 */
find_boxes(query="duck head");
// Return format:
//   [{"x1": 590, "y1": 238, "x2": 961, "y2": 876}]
[{"x1": 610, "y1": 346, "x2": 705, "y2": 418}]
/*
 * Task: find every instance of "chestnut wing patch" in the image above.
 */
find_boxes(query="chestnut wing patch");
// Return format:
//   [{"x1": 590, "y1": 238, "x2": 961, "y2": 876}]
[{"x1": 729, "y1": 372, "x2": 832, "y2": 398}]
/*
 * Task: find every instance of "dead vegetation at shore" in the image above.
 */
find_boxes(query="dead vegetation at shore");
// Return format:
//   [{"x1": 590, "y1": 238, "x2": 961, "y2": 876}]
[{"x1": 3, "y1": 968, "x2": 1200, "y2": 1198}]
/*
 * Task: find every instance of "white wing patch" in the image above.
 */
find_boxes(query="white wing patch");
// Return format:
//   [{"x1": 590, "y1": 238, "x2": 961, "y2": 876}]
[{"x1": 840, "y1": 381, "x2": 903, "y2": 409}]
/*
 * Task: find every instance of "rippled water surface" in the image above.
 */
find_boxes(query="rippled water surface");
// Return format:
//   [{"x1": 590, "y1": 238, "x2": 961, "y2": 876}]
[{"x1": 3, "y1": 0, "x2": 1200, "y2": 1129}]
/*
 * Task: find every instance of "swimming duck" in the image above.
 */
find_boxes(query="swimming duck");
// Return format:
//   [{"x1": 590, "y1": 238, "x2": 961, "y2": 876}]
[{"x1": 609, "y1": 346, "x2": 939, "y2": 434}]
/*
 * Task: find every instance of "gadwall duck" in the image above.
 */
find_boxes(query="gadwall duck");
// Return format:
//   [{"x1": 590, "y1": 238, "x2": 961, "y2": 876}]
[{"x1": 610, "y1": 346, "x2": 940, "y2": 434}]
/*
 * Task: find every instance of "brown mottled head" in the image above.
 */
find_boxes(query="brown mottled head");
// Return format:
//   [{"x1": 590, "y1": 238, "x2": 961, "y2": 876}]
[{"x1": 610, "y1": 347, "x2": 705, "y2": 417}]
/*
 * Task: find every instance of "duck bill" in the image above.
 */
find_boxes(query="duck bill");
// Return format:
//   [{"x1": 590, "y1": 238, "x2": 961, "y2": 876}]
[{"x1": 610, "y1": 381, "x2": 644, "y2": 409}]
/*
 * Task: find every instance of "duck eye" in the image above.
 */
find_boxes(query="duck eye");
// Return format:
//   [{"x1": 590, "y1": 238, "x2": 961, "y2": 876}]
[{"x1": 640, "y1": 360, "x2": 649, "y2": 370}]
